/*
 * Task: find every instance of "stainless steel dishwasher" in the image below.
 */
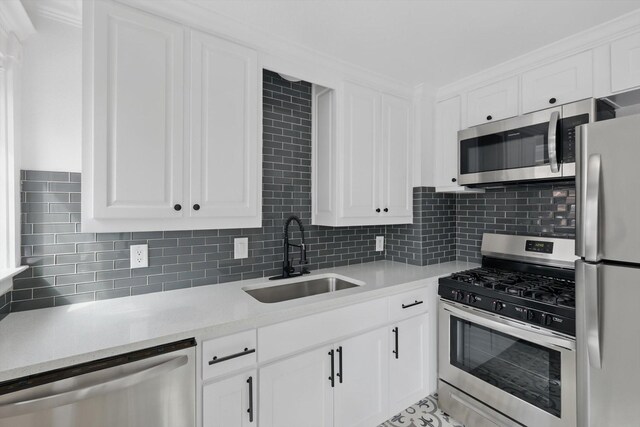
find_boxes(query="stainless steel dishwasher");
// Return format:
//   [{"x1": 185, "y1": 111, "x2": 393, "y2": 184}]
[{"x1": 0, "y1": 338, "x2": 196, "y2": 427}]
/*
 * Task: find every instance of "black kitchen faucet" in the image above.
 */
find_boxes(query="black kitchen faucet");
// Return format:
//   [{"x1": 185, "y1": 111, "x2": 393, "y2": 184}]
[{"x1": 270, "y1": 215, "x2": 310, "y2": 280}]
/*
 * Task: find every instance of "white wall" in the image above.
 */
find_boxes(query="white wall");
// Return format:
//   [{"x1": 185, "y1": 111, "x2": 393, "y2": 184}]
[{"x1": 21, "y1": 15, "x2": 82, "y2": 172}]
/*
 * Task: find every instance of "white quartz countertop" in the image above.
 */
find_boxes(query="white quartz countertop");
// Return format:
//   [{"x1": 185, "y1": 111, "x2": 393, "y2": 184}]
[{"x1": 0, "y1": 260, "x2": 477, "y2": 383}]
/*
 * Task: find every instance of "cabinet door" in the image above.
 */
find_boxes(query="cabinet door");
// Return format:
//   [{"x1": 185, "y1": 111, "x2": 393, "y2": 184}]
[
  {"x1": 334, "y1": 328, "x2": 389, "y2": 427},
  {"x1": 190, "y1": 30, "x2": 260, "y2": 224},
  {"x1": 521, "y1": 51, "x2": 592, "y2": 114},
  {"x1": 259, "y1": 346, "x2": 333, "y2": 427},
  {"x1": 611, "y1": 31, "x2": 640, "y2": 93},
  {"x1": 466, "y1": 76, "x2": 519, "y2": 127},
  {"x1": 91, "y1": 1, "x2": 184, "y2": 219},
  {"x1": 389, "y1": 314, "x2": 430, "y2": 415},
  {"x1": 341, "y1": 82, "x2": 381, "y2": 218},
  {"x1": 203, "y1": 370, "x2": 256, "y2": 427},
  {"x1": 434, "y1": 96, "x2": 461, "y2": 188},
  {"x1": 381, "y1": 94, "x2": 412, "y2": 221}
]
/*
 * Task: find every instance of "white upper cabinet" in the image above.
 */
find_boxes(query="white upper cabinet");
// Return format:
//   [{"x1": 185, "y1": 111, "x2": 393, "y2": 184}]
[
  {"x1": 189, "y1": 30, "x2": 260, "y2": 222},
  {"x1": 521, "y1": 51, "x2": 593, "y2": 114},
  {"x1": 611, "y1": 31, "x2": 640, "y2": 93},
  {"x1": 433, "y1": 96, "x2": 461, "y2": 188},
  {"x1": 466, "y1": 76, "x2": 519, "y2": 127},
  {"x1": 313, "y1": 82, "x2": 412, "y2": 226},
  {"x1": 381, "y1": 94, "x2": 413, "y2": 220},
  {"x1": 83, "y1": 0, "x2": 260, "y2": 232},
  {"x1": 87, "y1": 0, "x2": 185, "y2": 221},
  {"x1": 341, "y1": 82, "x2": 381, "y2": 220}
]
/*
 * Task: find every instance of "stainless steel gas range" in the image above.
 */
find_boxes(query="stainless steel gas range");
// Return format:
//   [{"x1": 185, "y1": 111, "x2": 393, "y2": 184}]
[{"x1": 438, "y1": 233, "x2": 577, "y2": 427}]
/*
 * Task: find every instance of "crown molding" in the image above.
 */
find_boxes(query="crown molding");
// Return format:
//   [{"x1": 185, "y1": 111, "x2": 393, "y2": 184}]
[
  {"x1": 23, "y1": 0, "x2": 82, "y2": 29},
  {"x1": 436, "y1": 8, "x2": 640, "y2": 100},
  {"x1": 0, "y1": 0, "x2": 35, "y2": 42}
]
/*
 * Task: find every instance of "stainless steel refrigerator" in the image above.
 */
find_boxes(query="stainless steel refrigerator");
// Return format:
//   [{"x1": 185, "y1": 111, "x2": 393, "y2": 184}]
[{"x1": 576, "y1": 113, "x2": 640, "y2": 427}]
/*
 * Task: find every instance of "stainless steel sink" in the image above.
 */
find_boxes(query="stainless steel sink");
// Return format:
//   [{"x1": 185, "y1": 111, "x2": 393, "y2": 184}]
[{"x1": 244, "y1": 277, "x2": 360, "y2": 303}]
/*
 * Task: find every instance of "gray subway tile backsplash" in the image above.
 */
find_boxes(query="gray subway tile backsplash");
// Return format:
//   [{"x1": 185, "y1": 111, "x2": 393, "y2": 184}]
[
  {"x1": 5, "y1": 71, "x2": 387, "y2": 313},
  {"x1": 3, "y1": 69, "x2": 573, "y2": 316}
]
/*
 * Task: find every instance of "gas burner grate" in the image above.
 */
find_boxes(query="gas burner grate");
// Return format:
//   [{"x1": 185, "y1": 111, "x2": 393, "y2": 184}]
[{"x1": 448, "y1": 267, "x2": 575, "y2": 307}]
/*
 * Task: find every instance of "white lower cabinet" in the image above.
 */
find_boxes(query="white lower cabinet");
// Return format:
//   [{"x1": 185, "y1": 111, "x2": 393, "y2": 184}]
[
  {"x1": 388, "y1": 314, "x2": 430, "y2": 415},
  {"x1": 259, "y1": 345, "x2": 334, "y2": 427},
  {"x1": 334, "y1": 328, "x2": 389, "y2": 427},
  {"x1": 259, "y1": 328, "x2": 390, "y2": 427},
  {"x1": 203, "y1": 370, "x2": 257, "y2": 427}
]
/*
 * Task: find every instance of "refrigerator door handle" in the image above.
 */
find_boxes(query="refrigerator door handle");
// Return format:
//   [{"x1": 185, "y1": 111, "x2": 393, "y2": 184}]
[
  {"x1": 585, "y1": 263, "x2": 602, "y2": 369},
  {"x1": 548, "y1": 111, "x2": 560, "y2": 173},
  {"x1": 585, "y1": 153, "x2": 601, "y2": 263}
]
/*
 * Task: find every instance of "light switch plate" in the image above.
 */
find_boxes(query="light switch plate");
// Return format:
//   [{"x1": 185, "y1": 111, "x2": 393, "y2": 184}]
[
  {"x1": 376, "y1": 236, "x2": 384, "y2": 252},
  {"x1": 234, "y1": 237, "x2": 249, "y2": 259},
  {"x1": 130, "y1": 244, "x2": 148, "y2": 269}
]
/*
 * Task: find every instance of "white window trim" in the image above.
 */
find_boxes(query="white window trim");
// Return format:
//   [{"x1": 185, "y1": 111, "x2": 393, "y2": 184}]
[{"x1": 0, "y1": 0, "x2": 34, "y2": 294}]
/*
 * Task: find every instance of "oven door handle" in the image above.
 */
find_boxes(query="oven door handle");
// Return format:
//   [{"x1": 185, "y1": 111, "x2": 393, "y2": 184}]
[
  {"x1": 548, "y1": 111, "x2": 560, "y2": 173},
  {"x1": 441, "y1": 302, "x2": 575, "y2": 351}
]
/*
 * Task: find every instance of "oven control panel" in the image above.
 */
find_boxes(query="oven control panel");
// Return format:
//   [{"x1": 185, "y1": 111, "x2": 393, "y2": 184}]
[{"x1": 438, "y1": 284, "x2": 575, "y2": 336}]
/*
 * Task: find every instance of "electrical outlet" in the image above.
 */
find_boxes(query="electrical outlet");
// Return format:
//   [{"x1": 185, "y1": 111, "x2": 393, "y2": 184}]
[
  {"x1": 234, "y1": 237, "x2": 249, "y2": 259},
  {"x1": 376, "y1": 236, "x2": 384, "y2": 252},
  {"x1": 130, "y1": 244, "x2": 148, "y2": 269}
]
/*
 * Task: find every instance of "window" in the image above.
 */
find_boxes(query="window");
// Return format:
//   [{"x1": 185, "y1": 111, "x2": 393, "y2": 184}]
[{"x1": 0, "y1": 1, "x2": 34, "y2": 293}]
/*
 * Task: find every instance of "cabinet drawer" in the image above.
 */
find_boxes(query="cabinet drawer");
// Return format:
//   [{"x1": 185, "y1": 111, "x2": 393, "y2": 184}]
[
  {"x1": 258, "y1": 298, "x2": 388, "y2": 363},
  {"x1": 466, "y1": 77, "x2": 519, "y2": 127},
  {"x1": 521, "y1": 51, "x2": 593, "y2": 114},
  {"x1": 389, "y1": 287, "x2": 430, "y2": 322},
  {"x1": 202, "y1": 330, "x2": 257, "y2": 380}
]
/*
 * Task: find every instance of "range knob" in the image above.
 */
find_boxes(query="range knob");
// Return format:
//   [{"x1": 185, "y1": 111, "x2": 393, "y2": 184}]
[
  {"x1": 467, "y1": 293, "x2": 478, "y2": 304},
  {"x1": 526, "y1": 309, "x2": 536, "y2": 321},
  {"x1": 454, "y1": 290, "x2": 465, "y2": 302},
  {"x1": 542, "y1": 313, "x2": 553, "y2": 326},
  {"x1": 492, "y1": 301, "x2": 504, "y2": 312}
]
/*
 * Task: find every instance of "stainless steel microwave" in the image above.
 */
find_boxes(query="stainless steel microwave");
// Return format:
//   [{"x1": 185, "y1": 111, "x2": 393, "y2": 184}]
[{"x1": 457, "y1": 99, "x2": 609, "y2": 186}]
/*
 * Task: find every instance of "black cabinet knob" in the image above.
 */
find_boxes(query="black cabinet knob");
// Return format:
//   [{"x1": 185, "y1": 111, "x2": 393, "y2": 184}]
[
  {"x1": 549, "y1": 97, "x2": 557, "y2": 104},
  {"x1": 174, "y1": 204, "x2": 182, "y2": 211},
  {"x1": 193, "y1": 204, "x2": 200, "y2": 211},
  {"x1": 451, "y1": 178, "x2": 457, "y2": 183},
  {"x1": 376, "y1": 208, "x2": 381, "y2": 213},
  {"x1": 486, "y1": 115, "x2": 492, "y2": 121},
  {"x1": 383, "y1": 208, "x2": 388, "y2": 213}
]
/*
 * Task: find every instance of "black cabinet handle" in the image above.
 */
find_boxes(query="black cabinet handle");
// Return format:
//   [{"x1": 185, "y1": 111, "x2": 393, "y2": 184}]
[
  {"x1": 208, "y1": 347, "x2": 255, "y2": 365},
  {"x1": 337, "y1": 346, "x2": 343, "y2": 383},
  {"x1": 376, "y1": 208, "x2": 381, "y2": 213},
  {"x1": 486, "y1": 115, "x2": 492, "y2": 121},
  {"x1": 328, "y1": 350, "x2": 335, "y2": 387},
  {"x1": 402, "y1": 300, "x2": 424, "y2": 309},
  {"x1": 383, "y1": 208, "x2": 388, "y2": 213},
  {"x1": 549, "y1": 97, "x2": 557, "y2": 104},
  {"x1": 174, "y1": 204, "x2": 182, "y2": 211},
  {"x1": 392, "y1": 327, "x2": 399, "y2": 359},
  {"x1": 451, "y1": 178, "x2": 457, "y2": 183},
  {"x1": 193, "y1": 204, "x2": 200, "y2": 211},
  {"x1": 247, "y1": 376, "x2": 254, "y2": 422}
]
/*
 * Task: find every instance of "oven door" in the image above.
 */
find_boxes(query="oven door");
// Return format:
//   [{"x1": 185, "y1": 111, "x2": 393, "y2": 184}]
[
  {"x1": 458, "y1": 107, "x2": 563, "y2": 186},
  {"x1": 439, "y1": 301, "x2": 576, "y2": 427}
]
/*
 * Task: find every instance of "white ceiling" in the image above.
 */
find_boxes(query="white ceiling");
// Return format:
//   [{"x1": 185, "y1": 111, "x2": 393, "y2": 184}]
[{"x1": 190, "y1": 0, "x2": 640, "y2": 87}]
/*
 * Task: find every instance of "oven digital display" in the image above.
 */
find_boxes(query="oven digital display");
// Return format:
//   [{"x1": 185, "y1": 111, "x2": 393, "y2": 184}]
[{"x1": 525, "y1": 240, "x2": 554, "y2": 254}]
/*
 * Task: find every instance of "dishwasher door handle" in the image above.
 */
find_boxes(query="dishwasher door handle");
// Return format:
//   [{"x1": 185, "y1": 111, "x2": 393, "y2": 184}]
[{"x1": 0, "y1": 355, "x2": 188, "y2": 419}]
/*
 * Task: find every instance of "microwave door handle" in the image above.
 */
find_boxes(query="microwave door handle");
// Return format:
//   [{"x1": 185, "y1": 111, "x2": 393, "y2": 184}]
[
  {"x1": 548, "y1": 111, "x2": 560, "y2": 173},
  {"x1": 585, "y1": 153, "x2": 601, "y2": 262},
  {"x1": 584, "y1": 263, "x2": 602, "y2": 369}
]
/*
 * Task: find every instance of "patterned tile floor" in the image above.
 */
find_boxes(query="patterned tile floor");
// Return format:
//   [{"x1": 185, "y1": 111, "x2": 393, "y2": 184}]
[{"x1": 379, "y1": 394, "x2": 465, "y2": 427}]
